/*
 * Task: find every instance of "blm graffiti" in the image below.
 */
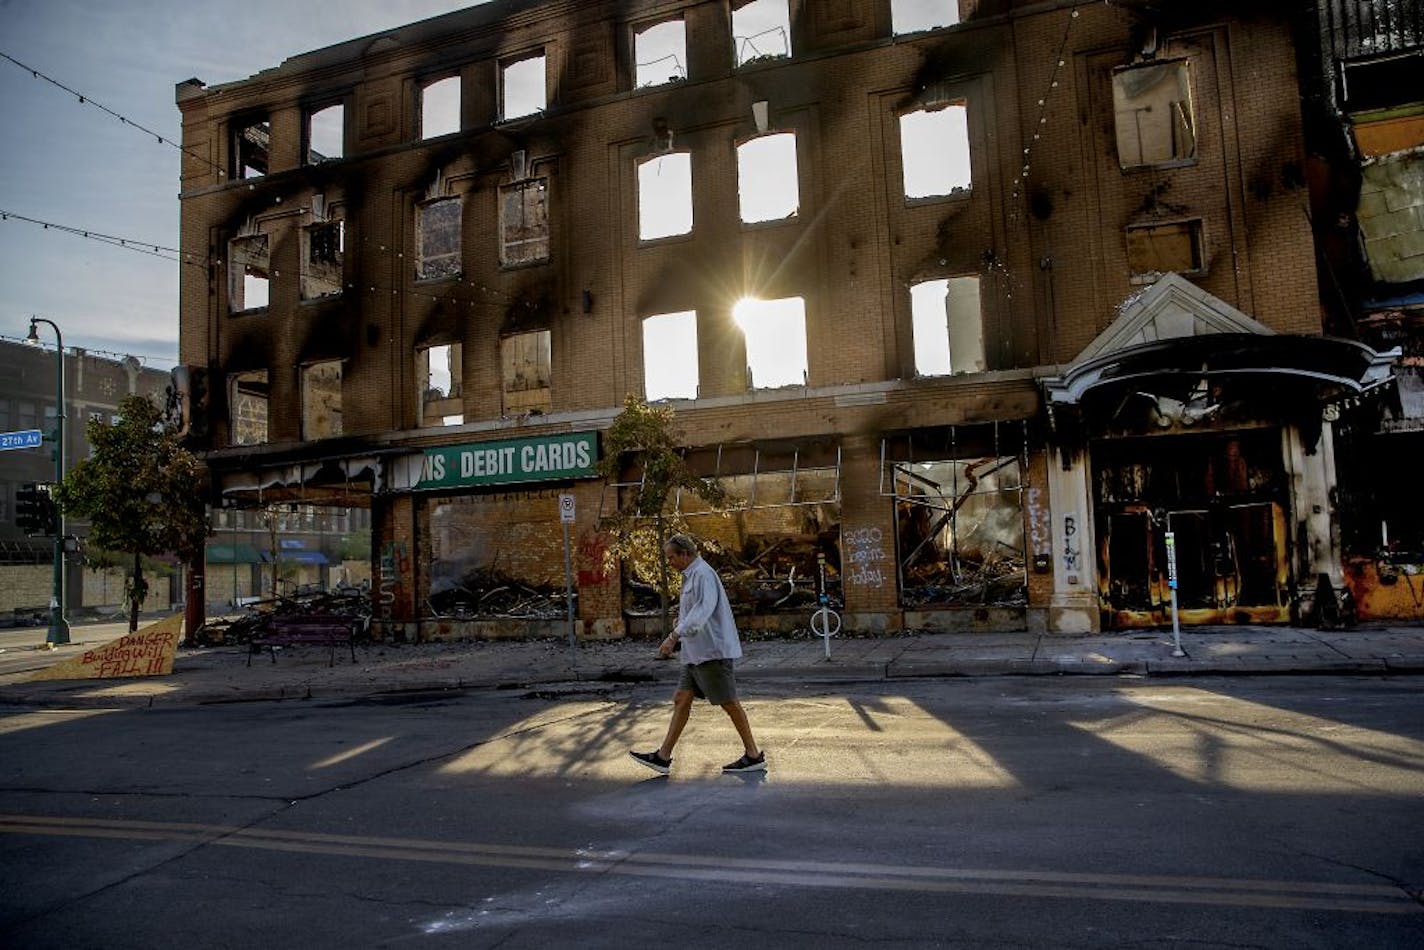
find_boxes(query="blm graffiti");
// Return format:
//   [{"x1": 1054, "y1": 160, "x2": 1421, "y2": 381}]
[{"x1": 845, "y1": 527, "x2": 888, "y2": 587}]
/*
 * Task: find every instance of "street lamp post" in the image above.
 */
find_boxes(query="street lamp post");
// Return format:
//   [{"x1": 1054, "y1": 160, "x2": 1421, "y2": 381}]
[{"x1": 25, "y1": 317, "x2": 70, "y2": 647}]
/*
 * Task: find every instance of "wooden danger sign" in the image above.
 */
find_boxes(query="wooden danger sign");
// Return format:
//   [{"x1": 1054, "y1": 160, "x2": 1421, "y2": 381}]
[{"x1": 27, "y1": 615, "x2": 182, "y2": 682}]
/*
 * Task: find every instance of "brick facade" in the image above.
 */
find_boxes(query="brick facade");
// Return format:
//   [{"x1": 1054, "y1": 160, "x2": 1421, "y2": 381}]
[{"x1": 179, "y1": 1, "x2": 1328, "y2": 638}]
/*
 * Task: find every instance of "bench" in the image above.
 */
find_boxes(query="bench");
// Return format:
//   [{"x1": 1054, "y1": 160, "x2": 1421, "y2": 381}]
[{"x1": 248, "y1": 614, "x2": 359, "y2": 666}]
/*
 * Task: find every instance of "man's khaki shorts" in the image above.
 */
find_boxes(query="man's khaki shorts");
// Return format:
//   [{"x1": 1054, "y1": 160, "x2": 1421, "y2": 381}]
[{"x1": 679, "y1": 658, "x2": 738, "y2": 705}]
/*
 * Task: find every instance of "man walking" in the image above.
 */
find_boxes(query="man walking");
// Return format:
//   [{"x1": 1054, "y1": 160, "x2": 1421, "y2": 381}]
[{"x1": 629, "y1": 534, "x2": 766, "y2": 775}]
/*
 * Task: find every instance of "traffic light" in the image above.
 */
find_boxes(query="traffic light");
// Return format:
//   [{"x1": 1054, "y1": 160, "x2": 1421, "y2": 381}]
[
  {"x1": 15, "y1": 483, "x2": 58, "y2": 536},
  {"x1": 15, "y1": 483, "x2": 42, "y2": 534}
]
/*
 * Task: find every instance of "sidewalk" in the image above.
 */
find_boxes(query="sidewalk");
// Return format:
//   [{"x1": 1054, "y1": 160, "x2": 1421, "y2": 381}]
[{"x1": 1, "y1": 622, "x2": 1422, "y2": 709}]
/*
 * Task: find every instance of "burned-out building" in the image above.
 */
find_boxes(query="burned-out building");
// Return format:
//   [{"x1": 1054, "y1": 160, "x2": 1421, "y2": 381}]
[
  {"x1": 1298, "y1": 0, "x2": 1424, "y2": 622},
  {"x1": 176, "y1": 0, "x2": 1400, "y2": 639}
]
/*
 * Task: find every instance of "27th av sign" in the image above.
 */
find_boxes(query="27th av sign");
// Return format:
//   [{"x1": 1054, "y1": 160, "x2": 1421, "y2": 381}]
[{"x1": 0, "y1": 429, "x2": 43, "y2": 451}]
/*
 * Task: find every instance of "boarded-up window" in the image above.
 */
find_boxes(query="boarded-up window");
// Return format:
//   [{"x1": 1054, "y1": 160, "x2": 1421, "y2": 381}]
[
  {"x1": 417, "y1": 197, "x2": 462, "y2": 280},
  {"x1": 502, "y1": 330, "x2": 552, "y2": 413},
  {"x1": 1113, "y1": 61, "x2": 1196, "y2": 168},
  {"x1": 228, "y1": 233, "x2": 270, "y2": 312},
  {"x1": 230, "y1": 370, "x2": 269, "y2": 446},
  {"x1": 301, "y1": 219, "x2": 343, "y2": 300},
  {"x1": 419, "y1": 343, "x2": 464, "y2": 427},
  {"x1": 500, "y1": 179, "x2": 550, "y2": 266},
  {"x1": 1126, "y1": 220, "x2": 1203, "y2": 280},
  {"x1": 301, "y1": 361, "x2": 343, "y2": 440}
]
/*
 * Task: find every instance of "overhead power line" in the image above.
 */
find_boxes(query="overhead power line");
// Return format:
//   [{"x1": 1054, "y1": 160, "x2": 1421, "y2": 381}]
[
  {"x1": 0, "y1": 49, "x2": 226, "y2": 177},
  {"x1": 0, "y1": 208, "x2": 206, "y2": 269}
]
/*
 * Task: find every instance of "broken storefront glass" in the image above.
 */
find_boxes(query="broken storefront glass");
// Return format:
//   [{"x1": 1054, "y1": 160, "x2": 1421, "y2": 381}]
[{"x1": 892, "y1": 448, "x2": 1028, "y2": 608}]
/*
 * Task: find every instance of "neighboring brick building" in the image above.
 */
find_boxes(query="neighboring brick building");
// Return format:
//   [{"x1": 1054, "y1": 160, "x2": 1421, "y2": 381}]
[
  {"x1": 176, "y1": 0, "x2": 1398, "y2": 639},
  {"x1": 0, "y1": 337, "x2": 176, "y2": 619}
]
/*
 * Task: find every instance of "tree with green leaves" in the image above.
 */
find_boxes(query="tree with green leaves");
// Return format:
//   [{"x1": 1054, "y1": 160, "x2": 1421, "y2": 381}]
[
  {"x1": 596, "y1": 395, "x2": 726, "y2": 636},
  {"x1": 54, "y1": 394, "x2": 209, "y2": 632}
]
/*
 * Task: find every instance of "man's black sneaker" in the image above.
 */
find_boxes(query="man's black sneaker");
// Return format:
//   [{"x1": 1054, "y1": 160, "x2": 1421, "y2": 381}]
[
  {"x1": 722, "y1": 752, "x2": 767, "y2": 773},
  {"x1": 629, "y1": 750, "x2": 672, "y2": 775}
]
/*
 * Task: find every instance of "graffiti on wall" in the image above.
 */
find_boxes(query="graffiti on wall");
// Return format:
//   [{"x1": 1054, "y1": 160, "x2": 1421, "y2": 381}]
[
  {"x1": 845, "y1": 526, "x2": 888, "y2": 587},
  {"x1": 1062, "y1": 514, "x2": 1082, "y2": 577},
  {"x1": 577, "y1": 532, "x2": 609, "y2": 586},
  {"x1": 1030, "y1": 487, "x2": 1053, "y2": 569},
  {"x1": 379, "y1": 540, "x2": 411, "y2": 622}
]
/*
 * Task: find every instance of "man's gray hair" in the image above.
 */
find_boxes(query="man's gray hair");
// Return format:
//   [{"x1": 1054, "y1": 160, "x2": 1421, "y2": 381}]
[{"x1": 664, "y1": 534, "x2": 699, "y2": 556}]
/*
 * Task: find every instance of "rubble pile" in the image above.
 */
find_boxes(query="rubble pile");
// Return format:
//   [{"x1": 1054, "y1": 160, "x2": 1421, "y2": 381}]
[
  {"x1": 194, "y1": 587, "x2": 372, "y2": 646},
  {"x1": 624, "y1": 534, "x2": 843, "y2": 616},
  {"x1": 427, "y1": 568, "x2": 572, "y2": 620},
  {"x1": 900, "y1": 552, "x2": 1027, "y2": 607}
]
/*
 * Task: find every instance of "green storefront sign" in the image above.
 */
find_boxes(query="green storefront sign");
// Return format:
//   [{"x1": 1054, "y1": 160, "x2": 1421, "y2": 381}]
[{"x1": 416, "y1": 431, "x2": 598, "y2": 490}]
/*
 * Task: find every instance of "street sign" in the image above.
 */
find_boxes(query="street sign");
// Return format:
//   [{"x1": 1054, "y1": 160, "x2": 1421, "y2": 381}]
[
  {"x1": 1165, "y1": 531, "x2": 1178, "y2": 590},
  {"x1": 559, "y1": 493, "x2": 576, "y2": 524},
  {"x1": 0, "y1": 429, "x2": 43, "y2": 451}
]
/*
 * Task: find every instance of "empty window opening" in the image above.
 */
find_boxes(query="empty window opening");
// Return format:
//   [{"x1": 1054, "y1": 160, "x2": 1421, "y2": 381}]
[
  {"x1": 419, "y1": 344, "x2": 464, "y2": 427},
  {"x1": 638, "y1": 152, "x2": 694, "y2": 240},
  {"x1": 636, "y1": 19, "x2": 688, "y2": 88},
  {"x1": 642, "y1": 311, "x2": 699, "y2": 401},
  {"x1": 301, "y1": 361, "x2": 343, "y2": 440},
  {"x1": 733, "y1": 296, "x2": 808, "y2": 389},
  {"x1": 301, "y1": 218, "x2": 344, "y2": 300},
  {"x1": 233, "y1": 117, "x2": 269, "y2": 179},
  {"x1": 1113, "y1": 60, "x2": 1196, "y2": 168},
  {"x1": 500, "y1": 178, "x2": 550, "y2": 266},
  {"x1": 230, "y1": 370, "x2": 269, "y2": 446},
  {"x1": 733, "y1": 0, "x2": 791, "y2": 67},
  {"x1": 420, "y1": 76, "x2": 461, "y2": 140},
  {"x1": 910, "y1": 277, "x2": 984, "y2": 376},
  {"x1": 900, "y1": 105, "x2": 971, "y2": 198},
  {"x1": 737, "y1": 133, "x2": 799, "y2": 223},
  {"x1": 1127, "y1": 219, "x2": 1203, "y2": 281},
  {"x1": 502, "y1": 54, "x2": 547, "y2": 120},
  {"x1": 501, "y1": 330, "x2": 552, "y2": 414},
  {"x1": 417, "y1": 196, "x2": 463, "y2": 280},
  {"x1": 307, "y1": 104, "x2": 344, "y2": 163},
  {"x1": 892, "y1": 0, "x2": 961, "y2": 35},
  {"x1": 228, "y1": 233, "x2": 270, "y2": 312}
]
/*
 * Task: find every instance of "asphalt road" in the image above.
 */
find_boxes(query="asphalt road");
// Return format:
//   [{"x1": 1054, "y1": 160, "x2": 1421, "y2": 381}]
[{"x1": 1, "y1": 676, "x2": 1421, "y2": 948}]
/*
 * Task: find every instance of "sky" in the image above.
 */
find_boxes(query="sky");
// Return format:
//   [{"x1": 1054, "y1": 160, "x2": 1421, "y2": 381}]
[{"x1": 0, "y1": 0, "x2": 487, "y2": 369}]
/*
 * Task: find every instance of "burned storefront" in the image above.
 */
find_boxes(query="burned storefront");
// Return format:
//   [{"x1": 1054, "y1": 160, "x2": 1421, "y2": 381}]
[
  {"x1": 607, "y1": 441, "x2": 844, "y2": 635},
  {"x1": 381, "y1": 432, "x2": 607, "y2": 639},
  {"x1": 1044, "y1": 275, "x2": 1399, "y2": 630},
  {"x1": 882, "y1": 424, "x2": 1030, "y2": 619}
]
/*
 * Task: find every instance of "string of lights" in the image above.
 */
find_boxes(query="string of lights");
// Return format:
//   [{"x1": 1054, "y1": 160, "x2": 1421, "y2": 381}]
[
  {"x1": 0, "y1": 208, "x2": 206, "y2": 268},
  {"x1": 1011, "y1": 5, "x2": 1081, "y2": 205},
  {"x1": 0, "y1": 332, "x2": 176, "y2": 367},
  {"x1": 0, "y1": 49, "x2": 226, "y2": 177}
]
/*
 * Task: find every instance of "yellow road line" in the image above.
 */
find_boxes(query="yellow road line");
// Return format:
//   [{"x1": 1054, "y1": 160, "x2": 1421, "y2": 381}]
[{"x1": 1, "y1": 814, "x2": 1417, "y2": 915}]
